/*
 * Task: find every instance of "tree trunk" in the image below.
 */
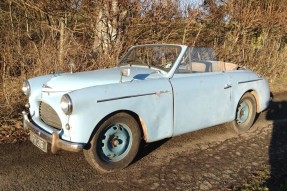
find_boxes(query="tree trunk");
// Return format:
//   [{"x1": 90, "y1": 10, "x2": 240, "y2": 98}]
[
  {"x1": 58, "y1": 17, "x2": 65, "y2": 69},
  {"x1": 93, "y1": 0, "x2": 127, "y2": 54}
]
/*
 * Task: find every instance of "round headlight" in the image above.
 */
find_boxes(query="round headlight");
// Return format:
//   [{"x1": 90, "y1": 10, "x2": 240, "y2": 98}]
[
  {"x1": 22, "y1": 80, "x2": 31, "y2": 96},
  {"x1": 60, "y1": 94, "x2": 73, "y2": 115}
]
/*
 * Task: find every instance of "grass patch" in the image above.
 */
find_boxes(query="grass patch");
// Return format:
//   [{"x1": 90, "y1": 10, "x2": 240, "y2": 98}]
[
  {"x1": 240, "y1": 167, "x2": 269, "y2": 191},
  {"x1": 239, "y1": 165, "x2": 287, "y2": 191}
]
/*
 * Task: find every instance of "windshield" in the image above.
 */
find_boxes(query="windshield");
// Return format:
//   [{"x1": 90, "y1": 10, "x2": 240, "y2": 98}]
[{"x1": 119, "y1": 45, "x2": 182, "y2": 72}]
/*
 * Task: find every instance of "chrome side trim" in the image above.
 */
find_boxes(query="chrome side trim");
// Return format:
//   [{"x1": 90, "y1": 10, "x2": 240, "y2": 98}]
[
  {"x1": 22, "y1": 111, "x2": 84, "y2": 153},
  {"x1": 97, "y1": 92, "x2": 156, "y2": 103},
  {"x1": 238, "y1": 79, "x2": 263, "y2": 84}
]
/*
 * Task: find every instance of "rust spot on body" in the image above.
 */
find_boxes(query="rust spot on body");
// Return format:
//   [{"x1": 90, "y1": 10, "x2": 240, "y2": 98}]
[
  {"x1": 251, "y1": 90, "x2": 260, "y2": 112},
  {"x1": 139, "y1": 117, "x2": 148, "y2": 141},
  {"x1": 156, "y1": 90, "x2": 170, "y2": 97}
]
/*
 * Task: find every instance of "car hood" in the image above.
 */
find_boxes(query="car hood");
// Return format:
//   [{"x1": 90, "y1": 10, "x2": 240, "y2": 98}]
[{"x1": 42, "y1": 66, "x2": 164, "y2": 92}]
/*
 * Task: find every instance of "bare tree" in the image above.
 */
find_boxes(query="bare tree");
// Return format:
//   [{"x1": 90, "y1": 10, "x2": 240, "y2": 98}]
[{"x1": 90, "y1": 0, "x2": 129, "y2": 54}]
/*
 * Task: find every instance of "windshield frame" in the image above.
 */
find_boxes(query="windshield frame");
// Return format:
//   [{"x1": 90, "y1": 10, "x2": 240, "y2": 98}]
[{"x1": 118, "y1": 44, "x2": 188, "y2": 78}]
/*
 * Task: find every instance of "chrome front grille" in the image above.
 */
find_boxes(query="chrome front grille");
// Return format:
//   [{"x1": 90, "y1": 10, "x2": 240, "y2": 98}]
[{"x1": 39, "y1": 102, "x2": 62, "y2": 130}]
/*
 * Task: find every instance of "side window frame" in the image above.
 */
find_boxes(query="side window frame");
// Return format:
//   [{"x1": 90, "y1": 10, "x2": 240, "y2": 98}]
[{"x1": 175, "y1": 48, "x2": 192, "y2": 74}]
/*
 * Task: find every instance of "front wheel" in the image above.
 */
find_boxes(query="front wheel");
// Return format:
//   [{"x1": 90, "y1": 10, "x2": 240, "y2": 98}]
[
  {"x1": 84, "y1": 113, "x2": 141, "y2": 173},
  {"x1": 228, "y1": 93, "x2": 257, "y2": 133}
]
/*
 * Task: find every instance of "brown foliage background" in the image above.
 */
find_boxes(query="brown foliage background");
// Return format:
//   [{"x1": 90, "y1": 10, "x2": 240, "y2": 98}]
[{"x1": 0, "y1": 0, "x2": 287, "y2": 133}]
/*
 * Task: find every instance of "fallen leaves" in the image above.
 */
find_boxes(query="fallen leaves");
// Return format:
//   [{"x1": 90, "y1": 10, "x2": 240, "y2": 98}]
[{"x1": 0, "y1": 119, "x2": 28, "y2": 144}]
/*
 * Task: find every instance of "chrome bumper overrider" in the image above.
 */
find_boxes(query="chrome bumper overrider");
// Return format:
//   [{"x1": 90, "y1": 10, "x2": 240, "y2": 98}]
[{"x1": 22, "y1": 111, "x2": 84, "y2": 154}]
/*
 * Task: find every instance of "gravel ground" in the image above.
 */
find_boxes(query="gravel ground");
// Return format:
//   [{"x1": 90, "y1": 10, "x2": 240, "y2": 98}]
[{"x1": 0, "y1": 92, "x2": 286, "y2": 191}]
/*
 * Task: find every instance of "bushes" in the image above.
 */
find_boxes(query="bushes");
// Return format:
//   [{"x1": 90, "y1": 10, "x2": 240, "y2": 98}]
[{"x1": 0, "y1": 0, "x2": 287, "y2": 128}]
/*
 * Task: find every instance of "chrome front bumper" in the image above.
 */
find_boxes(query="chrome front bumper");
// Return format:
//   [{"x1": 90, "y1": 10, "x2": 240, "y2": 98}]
[{"x1": 22, "y1": 111, "x2": 84, "y2": 154}]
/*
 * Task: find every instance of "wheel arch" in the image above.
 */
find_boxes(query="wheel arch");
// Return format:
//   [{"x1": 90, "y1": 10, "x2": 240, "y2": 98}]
[
  {"x1": 237, "y1": 89, "x2": 260, "y2": 113},
  {"x1": 86, "y1": 110, "x2": 147, "y2": 148},
  {"x1": 228, "y1": 90, "x2": 258, "y2": 133},
  {"x1": 249, "y1": 90, "x2": 261, "y2": 113}
]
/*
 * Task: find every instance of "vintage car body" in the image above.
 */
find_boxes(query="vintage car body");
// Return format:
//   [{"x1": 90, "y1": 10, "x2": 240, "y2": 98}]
[{"x1": 22, "y1": 44, "x2": 270, "y2": 172}]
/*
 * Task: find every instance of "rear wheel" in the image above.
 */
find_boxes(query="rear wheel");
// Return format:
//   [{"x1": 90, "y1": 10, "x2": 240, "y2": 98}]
[
  {"x1": 228, "y1": 93, "x2": 257, "y2": 133},
  {"x1": 84, "y1": 113, "x2": 141, "y2": 173}
]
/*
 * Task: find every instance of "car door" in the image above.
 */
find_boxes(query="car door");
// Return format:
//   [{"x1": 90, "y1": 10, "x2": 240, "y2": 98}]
[{"x1": 170, "y1": 72, "x2": 233, "y2": 136}]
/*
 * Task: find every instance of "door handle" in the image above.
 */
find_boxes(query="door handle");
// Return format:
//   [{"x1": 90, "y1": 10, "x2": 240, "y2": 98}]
[{"x1": 224, "y1": 84, "x2": 232, "y2": 89}]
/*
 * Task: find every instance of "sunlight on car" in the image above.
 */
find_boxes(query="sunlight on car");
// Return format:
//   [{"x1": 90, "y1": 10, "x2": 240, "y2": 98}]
[{"x1": 22, "y1": 44, "x2": 270, "y2": 173}]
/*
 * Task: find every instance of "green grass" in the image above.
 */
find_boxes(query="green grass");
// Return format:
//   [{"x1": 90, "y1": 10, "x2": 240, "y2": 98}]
[
  {"x1": 240, "y1": 167, "x2": 269, "y2": 191},
  {"x1": 239, "y1": 164, "x2": 287, "y2": 191}
]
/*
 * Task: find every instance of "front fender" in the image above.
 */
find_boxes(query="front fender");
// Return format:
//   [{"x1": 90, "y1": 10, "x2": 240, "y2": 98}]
[
  {"x1": 226, "y1": 71, "x2": 270, "y2": 119},
  {"x1": 67, "y1": 79, "x2": 173, "y2": 143}
]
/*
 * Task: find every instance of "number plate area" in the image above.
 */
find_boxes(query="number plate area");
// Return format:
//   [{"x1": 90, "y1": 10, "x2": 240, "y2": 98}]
[{"x1": 30, "y1": 132, "x2": 48, "y2": 152}]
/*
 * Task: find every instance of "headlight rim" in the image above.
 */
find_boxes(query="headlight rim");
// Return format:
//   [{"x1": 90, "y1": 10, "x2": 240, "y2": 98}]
[
  {"x1": 60, "y1": 94, "x2": 73, "y2": 115},
  {"x1": 22, "y1": 80, "x2": 31, "y2": 96}
]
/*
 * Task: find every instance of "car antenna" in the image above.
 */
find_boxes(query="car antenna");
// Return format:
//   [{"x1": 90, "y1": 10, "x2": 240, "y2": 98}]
[{"x1": 69, "y1": 62, "x2": 75, "y2": 73}]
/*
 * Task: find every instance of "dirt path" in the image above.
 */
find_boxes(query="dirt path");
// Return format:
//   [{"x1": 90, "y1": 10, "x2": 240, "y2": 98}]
[{"x1": 0, "y1": 92, "x2": 286, "y2": 191}]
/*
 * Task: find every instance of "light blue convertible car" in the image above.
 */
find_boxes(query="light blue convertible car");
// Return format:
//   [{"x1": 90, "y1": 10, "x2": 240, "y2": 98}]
[{"x1": 22, "y1": 44, "x2": 270, "y2": 172}]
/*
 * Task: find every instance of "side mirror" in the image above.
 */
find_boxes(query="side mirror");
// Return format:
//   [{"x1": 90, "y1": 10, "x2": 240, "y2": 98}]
[
  {"x1": 121, "y1": 68, "x2": 130, "y2": 77},
  {"x1": 120, "y1": 68, "x2": 131, "y2": 83}
]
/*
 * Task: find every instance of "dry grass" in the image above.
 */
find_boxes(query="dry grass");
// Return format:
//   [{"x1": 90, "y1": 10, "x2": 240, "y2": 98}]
[
  {"x1": 270, "y1": 74, "x2": 287, "y2": 94},
  {"x1": 0, "y1": 0, "x2": 287, "y2": 138}
]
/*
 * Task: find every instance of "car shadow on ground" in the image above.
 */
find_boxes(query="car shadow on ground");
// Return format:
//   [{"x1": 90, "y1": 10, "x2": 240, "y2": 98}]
[
  {"x1": 132, "y1": 138, "x2": 170, "y2": 164},
  {"x1": 266, "y1": 95, "x2": 287, "y2": 190}
]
